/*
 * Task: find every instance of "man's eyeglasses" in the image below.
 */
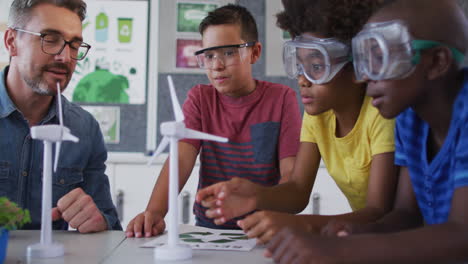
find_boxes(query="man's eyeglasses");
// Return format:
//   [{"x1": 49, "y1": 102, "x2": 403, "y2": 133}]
[
  {"x1": 194, "y1": 42, "x2": 256, "y2": 69},
  {"x1": 13, "y1": 28, "x2": 91, "y2": 61}
]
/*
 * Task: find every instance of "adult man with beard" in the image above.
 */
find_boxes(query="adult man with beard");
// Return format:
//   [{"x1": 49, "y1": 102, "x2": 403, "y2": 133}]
[{"x1": 0, "y1": 0, "x2": 121, "y2": 232}]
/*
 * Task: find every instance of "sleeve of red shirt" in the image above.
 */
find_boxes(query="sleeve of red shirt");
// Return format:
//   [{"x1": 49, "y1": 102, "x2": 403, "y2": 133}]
[{"x1": 277, "y1": 86, "x2": 302, "y2": 160}]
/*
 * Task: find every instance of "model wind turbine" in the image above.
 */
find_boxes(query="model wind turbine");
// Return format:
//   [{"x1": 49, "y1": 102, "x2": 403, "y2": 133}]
[
  {"x1": 148, "y1": 76, "x2": 228, "y2": 260},
  {"x1": 27, "y1": 82, "x2": 79, "y2": 258}
]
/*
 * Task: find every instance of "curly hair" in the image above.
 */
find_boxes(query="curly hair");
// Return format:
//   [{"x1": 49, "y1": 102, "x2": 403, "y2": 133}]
[{"x1": 276, "y1": 0, "x2": 390, "y2": 43}]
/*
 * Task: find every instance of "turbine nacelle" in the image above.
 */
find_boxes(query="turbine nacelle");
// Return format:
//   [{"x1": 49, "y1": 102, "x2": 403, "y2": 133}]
[
  {"x1": 160, "y1": 121, "x2": 186, "y2": 138},
  {"x1": 31, "y1": 125, "x2": 79, "y2": 143}
]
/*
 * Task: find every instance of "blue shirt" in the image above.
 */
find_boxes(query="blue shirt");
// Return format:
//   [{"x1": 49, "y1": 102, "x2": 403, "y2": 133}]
[
  {"x1": 0, "y1": 67, "x2": 122, "y2": 230},
  {"x1": 395, "y1": 69, "x2": 468, "y2": 225}
]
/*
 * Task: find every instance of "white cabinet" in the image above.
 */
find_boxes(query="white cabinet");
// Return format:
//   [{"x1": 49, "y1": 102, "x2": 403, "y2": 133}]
[
  {"x1": 105, "y1": 153, "x2": 351, "y2": 230},
  {"x1": 107, "y1": 153, "x2": 200, "y2": 229}
]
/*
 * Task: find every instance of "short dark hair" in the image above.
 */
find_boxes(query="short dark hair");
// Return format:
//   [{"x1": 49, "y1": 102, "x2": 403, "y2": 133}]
[
  {"x1": 8, "y1": 0, "x2": 87, "y2": 28},
  {"x1": 199, "y1": 4, "x2": 258, "y2": 42},
  {"x1": 276, "y1": 0, "x2": 388, "y2": 43}
]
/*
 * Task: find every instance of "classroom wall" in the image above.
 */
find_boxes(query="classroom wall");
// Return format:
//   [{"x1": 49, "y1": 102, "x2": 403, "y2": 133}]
[
  {"x1": 155, "y1": 0, "x2": 299, "y2": 145},
  {"x1": 1, "y1": 0, "x2": 468, "y2": 152}
]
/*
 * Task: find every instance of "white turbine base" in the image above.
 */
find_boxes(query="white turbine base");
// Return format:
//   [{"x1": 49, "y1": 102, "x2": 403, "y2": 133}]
[
  {"x1": 27, "y1": 242, "x2": 64, "y2": 258},
  {"x1": 154, "y1": 244, "x2": 192, "y2": 260}
]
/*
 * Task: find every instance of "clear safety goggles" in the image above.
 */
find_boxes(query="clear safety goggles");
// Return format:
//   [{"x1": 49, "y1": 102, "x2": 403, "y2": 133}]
[
  {"x1": 352, "y1": 20, "x2": 465, "y2": 81},
  {"x1": 283, "y1": 35, "x2": 351, "y2": 84},
  {"x1": 194, "y1": 42, "x2": 256, "y2": 69}
]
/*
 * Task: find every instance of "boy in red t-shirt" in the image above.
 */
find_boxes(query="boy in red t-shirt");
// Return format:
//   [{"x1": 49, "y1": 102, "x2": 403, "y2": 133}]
[{"x1": 125, "y1": 4, "x2": 301, "y2": 237}]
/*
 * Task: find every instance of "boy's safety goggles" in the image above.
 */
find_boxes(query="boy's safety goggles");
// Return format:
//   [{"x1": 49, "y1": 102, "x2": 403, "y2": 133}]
[
  {"x1": 194, "y1": 42, "x2": 256, "y2": 69},
  {"x1": 283, "y1": 35, "x2": 351, "y2": 84},
  {"x1": 352, "y1": 20, "x2": 465, "y2": 81}
]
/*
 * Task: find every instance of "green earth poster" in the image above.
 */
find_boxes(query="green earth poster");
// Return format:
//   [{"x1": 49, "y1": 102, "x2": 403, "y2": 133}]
[{"x1": 65, "y1": 1, "x2": 148, "y2": 104}]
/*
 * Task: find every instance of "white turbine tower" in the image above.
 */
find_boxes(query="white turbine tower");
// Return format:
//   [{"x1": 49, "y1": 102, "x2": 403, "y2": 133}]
[
  {"x1": 148, "y1": 76, "x2": 228, "y2": 261},
  {"x1": 27, "y1": 82, "x2": 79, "y2": 258}
]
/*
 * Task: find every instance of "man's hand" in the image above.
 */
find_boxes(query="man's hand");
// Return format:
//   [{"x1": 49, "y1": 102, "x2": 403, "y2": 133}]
[
  {"x1": 51, "y1": 188, "x2": 107, "y2": 233},
  {"x1": 125, "y1": 211, "x2": 165, "y2": 238},
  {"x1": 238, "y1": 211, "x2": 303, "y2": 245},
  {"x1": 196, "y1": 177, "x2": 260, "y2": 225},
  {"x1": 266, "y1": 228, "x2": 337, "y2": 264}
]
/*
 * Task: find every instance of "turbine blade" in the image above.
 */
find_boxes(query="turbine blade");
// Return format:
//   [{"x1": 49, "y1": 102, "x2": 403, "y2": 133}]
[
  {"x1": 184, "y1": 128, "x2": 228, "y2": 143},
  {"x1": 167, "y1": 75, "x2": 184, "y2": 122},
  {"x1": 147, "y1": 136, "x2": 170, "y2": 166},
  {"x1": 54, "y1": 142, "x2": 61, "y2": 172},
  {"x1": 62, "y1": 132, "x2": 79, "y2": 143}
]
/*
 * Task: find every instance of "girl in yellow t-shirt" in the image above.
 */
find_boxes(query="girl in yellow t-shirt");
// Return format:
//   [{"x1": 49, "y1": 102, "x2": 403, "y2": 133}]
[{"x1": 196, "y1": 0, "x2": 398, "y2": 244}]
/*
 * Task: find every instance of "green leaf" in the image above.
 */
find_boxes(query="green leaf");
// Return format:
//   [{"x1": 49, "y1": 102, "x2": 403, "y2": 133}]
[{"x1": 0, "y1": 197, "x2": 31, "y2": 230}]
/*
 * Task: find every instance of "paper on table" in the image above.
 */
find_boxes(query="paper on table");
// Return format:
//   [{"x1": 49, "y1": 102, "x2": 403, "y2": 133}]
[{"x1": 140, "y1": 224, "x2": 257, "y2": 251}]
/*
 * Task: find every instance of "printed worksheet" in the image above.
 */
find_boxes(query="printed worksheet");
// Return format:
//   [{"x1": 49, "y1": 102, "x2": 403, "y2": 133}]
[{"x1": 140, "y1": 224, "x2": 257, "y2": 251}]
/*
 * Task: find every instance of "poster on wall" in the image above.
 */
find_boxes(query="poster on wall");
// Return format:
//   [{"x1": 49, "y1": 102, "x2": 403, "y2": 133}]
[
  {"x1": 82, "y1": 106, "x2": 121, "y2": 144},
  {"x1": 64, "y1": 0, "x2": 148, "y2": 104},
  {"x1": 176, "y1": 39, "x2": 202, "y2": 68},
  {"x1": 177, "y1": 2, "x2": 218, "y2": 33},
  {"x1": 174, "y1": 1, "x2": 218, "y2": 70},
  {"x1": 159, "y1": 0, "x2": 234, "y2": 73}
]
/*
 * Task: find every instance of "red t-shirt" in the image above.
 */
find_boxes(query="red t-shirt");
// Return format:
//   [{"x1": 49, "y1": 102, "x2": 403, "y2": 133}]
[{"x1": 182, "y1": 79, "x2": 301, "y2": 229}]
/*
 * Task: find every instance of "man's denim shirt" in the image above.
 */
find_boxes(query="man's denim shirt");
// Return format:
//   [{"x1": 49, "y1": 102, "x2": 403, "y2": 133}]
[{"x1": 0, "y1": 67, "x2": 122, "y2": 230}]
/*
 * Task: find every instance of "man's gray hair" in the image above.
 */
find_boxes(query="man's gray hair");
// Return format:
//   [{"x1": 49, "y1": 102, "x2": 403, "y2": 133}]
[{"x1": 8, "y1": 0, "x2": 87, "y2": 28}]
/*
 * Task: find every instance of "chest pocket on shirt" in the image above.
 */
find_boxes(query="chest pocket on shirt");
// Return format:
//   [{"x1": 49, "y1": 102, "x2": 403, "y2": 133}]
[
  {"x1": 53, "y1": 167, "x2": 84, "y2": 200},
  {"x1": 0, "y1": 161, "x2": 10, "y2": 196},
  {"x1": 338, "y1": 158, "x2": 371, "y2": 211},
  {"x1": 250, "y1": 122, "x2": 280, "y2": 163}
]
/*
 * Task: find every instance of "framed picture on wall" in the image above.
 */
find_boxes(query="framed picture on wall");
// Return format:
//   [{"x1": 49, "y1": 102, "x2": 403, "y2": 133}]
[
  {"x1": 177, "y1": 2, "x2": 218, "y2": 33},
  {"x1": 158, "y1": 0, "x2": 235, "y2": 73},
  {"x1": 176, "y1": 38, "x2": 203, "y2": 68}
]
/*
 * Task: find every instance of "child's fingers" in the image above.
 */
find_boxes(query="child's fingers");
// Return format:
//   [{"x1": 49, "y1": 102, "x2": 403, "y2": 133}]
[
  {"x1": 245, "y1": 219, "x2": 268, "y2": 240},
  {"x1": 153, "y1": 217, "x2": 166, "y2": 236},
  {"x1": 125, "y1": 218, "x2": 136, "y2": 237},
  {"x1": 205, "y1": 207, "x2": 222, "y2": 219},
  {"x1": 269, "y1": 229, "x2": 294, "y2": 263},
  {"x1": 132, "y1": 214, "x2": 145, "y2": 238},
  {"x1": 200, "y1": 195, "x2": 217, "y2": 208},
  {"x1": 337, "y1": 230, "x2": 349, "y2": 237},
  {"x1": 256, "y1": 228, "x2": 276, "y2": 245},
  {"x1": 238, "y1": 213, "x2": 262, "y2": 235},
  {"x1": 213, "y1": 216, "x2": 226, "y2": 225},
  {"x1": 196, "y1": 184, "x2": 222, "y2": 202},
  {"x1": 143, "y1": 212, "x2": 156, "y2": 237},
  {"x1": 321, "y1": 218, "x2": 346, "y2": 237},
  {"x1": 266, "y1": 229, "x2": 286, "y2": 258}
]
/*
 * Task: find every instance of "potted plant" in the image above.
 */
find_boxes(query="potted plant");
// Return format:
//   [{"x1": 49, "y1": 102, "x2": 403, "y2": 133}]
[{"x1": 0, "y1": 197, "x2": 31, "y2": 263}]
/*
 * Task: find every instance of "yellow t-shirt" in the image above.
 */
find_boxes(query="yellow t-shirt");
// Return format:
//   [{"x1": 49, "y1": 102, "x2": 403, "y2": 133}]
[{"x1": 300, "y1": 96, "x2": 395, "y2": 211}]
